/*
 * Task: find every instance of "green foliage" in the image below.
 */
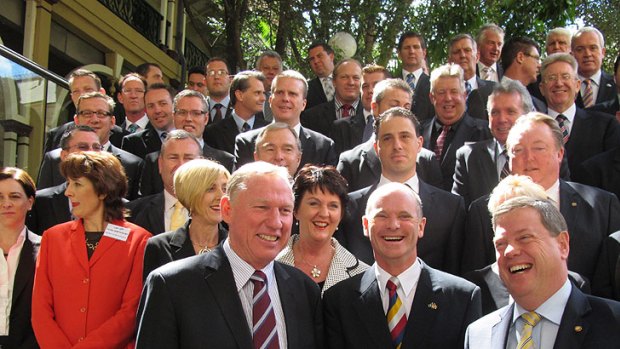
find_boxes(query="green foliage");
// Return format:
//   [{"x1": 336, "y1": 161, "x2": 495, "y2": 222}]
[{"x1": 577, "y1": 0, "x2": 620, "y2": 72}]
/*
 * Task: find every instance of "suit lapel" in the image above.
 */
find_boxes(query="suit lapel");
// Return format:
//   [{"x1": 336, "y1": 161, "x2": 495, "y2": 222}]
[
  {"x1": 361, "y1": 141, "x2": 381, "y2": 179},
  {"x1": 299, "y1": 127, "x2": 315, "y2": 167},
  {"x1": 275, "y1": 263, "x2": 301, "y2": 348},
  {"x1": 402, "y1": 264, "x2": 440, "y2": 348},
  {"x1": 355, "y1": 269, "x2": 393, "y2": 348},
  {"x1": 559, "y1": 181, "x2": 583, "y2": 239},
  {"x1": 11, "y1": 232, "x2": 37, "y2": 305},
  {"x1": 553, "y1": 286, "x2": 590, "y2": 349},
  {"x1": 481, "y1": 267, "x2": 510, "y2": 309},
  {"x1": 52, "y1": 183, "x2": 71, "y2": 221},
  {"x1": 473, "y1": 140, "x2": 498, "y2": 186},
  {"x1": 69, "y1": 221, "x2": 90, "y2": 273}
]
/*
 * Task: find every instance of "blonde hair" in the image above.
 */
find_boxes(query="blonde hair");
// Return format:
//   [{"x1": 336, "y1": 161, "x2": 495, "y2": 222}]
[
  {"x1": 173, "y1": 159, "x2": 230, "y2": 217},
  {"x1": 488, "y1": 175, "x2": 548, "y2": 213}
]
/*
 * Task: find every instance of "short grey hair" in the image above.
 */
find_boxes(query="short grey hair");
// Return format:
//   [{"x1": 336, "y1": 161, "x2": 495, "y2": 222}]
[
  {"x1": 159, "y1": 129, "x2": 201, "y2": 158},
  {"x1": 492, "y1": 196, "x2": 567, "y2": 237},
  {"x1": 546, "y1": 27, "x2": 572, "y2": 45},
  {"x1": 476, "y1": 23, "x2": 505, "y2": 44},
  {"x1": 430, "y1": 63, "x2": 465, "y2": 93},
  {"x1": 173, "y1": 89, "x2": 209, "y2": 113},
  {"x1": 487, "y1": 79, "x2": 534, "y2": 114},
  {"x1": 77, "y1": 92, "x2": 115, "y2": 112},
  {"x1": 572, "y1": 26, "x2": 605, "y2": 49},
  {"x1": 372, "y1": 78, "x2": 412, "y2": 104},
  {"x1": 487, "y1": 175, "x2": 548, "y2": 213},
  {"x1": 226, "y1": 161, "x2": 292, "y2": 202},
  {"x1": 255, "y1": 51, "x2": 283, "y2": 70},
  {"x1": 541, "y1": 53, "x2": 578, "y2": 78},
  {"x1": 254, "y1": 122, "x2": 302, "y2": 154}
]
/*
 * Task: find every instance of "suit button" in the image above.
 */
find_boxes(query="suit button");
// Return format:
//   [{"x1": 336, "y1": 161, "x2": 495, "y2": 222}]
[
  {"x1": 83, "y1": 278, "x2": 89, "y2": 284},
  {"x1": 80, "y1": 307, "x2": 86, "y2": 313}
]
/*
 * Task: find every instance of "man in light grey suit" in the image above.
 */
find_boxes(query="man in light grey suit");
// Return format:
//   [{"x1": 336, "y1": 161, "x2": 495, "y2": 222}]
[{"x1": 465, "y1": 196, "x2": 620, "y2": 348}]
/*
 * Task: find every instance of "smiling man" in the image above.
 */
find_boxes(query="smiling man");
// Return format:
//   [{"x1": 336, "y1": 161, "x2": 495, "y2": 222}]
[
  {"x1": 137, "y1": 161, "x2": 323, "y2": 348},
  {"x1": 324, "y1": 182, "x2": 481, "y2": 349},
  {"x1": 476, "y1": 24, "x2": 504, "y2": 82},
  {"x1": 465, "y1": 196, "x2": 620, "y2": 348}
]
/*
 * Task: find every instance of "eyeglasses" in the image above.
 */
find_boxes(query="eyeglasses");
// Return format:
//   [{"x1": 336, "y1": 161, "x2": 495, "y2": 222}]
[
  {"x1": 523, "y1": 52, "x2": 541, "y2": 61},
  {"x1": 174, "y1": 109, "x2": 206, "y2": 118},
  {"x1": 77, "y1": 110, "x2": 113, "y2": 119},
  {"x1": 64, "y1": 143, "x2": 103, "y2": 151},
  {"x1": 543, "y1": 73, "x2": 576, "y2": 84},
  {"x1": 207, "y1": 70, "x2": 228, "y2": 77},
  {"x1": 122, "y1": 88, "x2": 145, "y2": 94}
]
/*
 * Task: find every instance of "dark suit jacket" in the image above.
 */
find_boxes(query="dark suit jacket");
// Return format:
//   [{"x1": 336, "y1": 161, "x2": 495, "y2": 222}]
[
  {"x1": 590, "y1": 96, "x2": 619, "y2": 116},
  {"x1": 37, "y1": 145, "x2": 144, "y2": 200},
  {"x1": 592, "y1": 230, "x2": 620, "y2": 300},
  {"x1": 306, "y1": 77, "x2": 328, "y2": 110},
  {"x1": 572, "y1": 146, "x2": 620, "y2": 201},
  {"x1": 204, "y1": 113, "x2": 268, "y2": 155},
  {"x1": 4, "y1": 231, "x2": 41, "y2": 349},
  {"x1": 465, "y1": 285, "x2": 620, "y2": 348},
  {"x1": 576, "y1": 70, "x2": 617, "y2": 108},
  {"x1": 329, "y1": 110, "x2": 367, "y2": 153},
  {"x1": 323, "y1": 262, "x2": 482, "y2": 349},
  {"x1": 26, "y1": 183, "x2": 71, "y2": 235},
  {"x1": 564, "y1": 107, "x2": 620, "y2": 176},
  {"x1": 462, "y1": 181, "x2": 620, "y2": 280},
  {"x1": 301, "y1": 100, "x2": 364, "y2": 138},
  {"x1": 464, "y1": 264, "x2": 590, "y2": 315},
  {"x1": 422, "y1": 114, "x2": 492, "y2": 191},
  {"x1": 136, "y1": 246, "x2": 323, "y2": 349},
  {"x1": 452, "y1": 139, "x2": 500, "y2": 208},
  {"x1": 466, "y1": 78, "x2": 496, "y2": 120},
  {"x1": 234, "y1": 125, "x2": 338, "y2": 171},
  {"x1": 139, "y1": 145, "x2": 234, "y2": 197},
  {"x1": 475, "y1": 64, "x2": 504, "y2": 82},
  {"x1": 337, "y1": 180, "x2": 466, "y2": 274},
  {"x1": 142, "y1": 220, "x2": 228, "y2": 281},
  {"x1": 121, "y1": 126, "x2": 162, "y2": 159},
  {"x1": 126, "y1": 192, "x2": 165, "y2": 235},
  {"x1": 206, "y1": 98, "x2": 233, "y2": 124},
  {"x1": 43, "y1": 122, "x2": 126, "y2": 153}
]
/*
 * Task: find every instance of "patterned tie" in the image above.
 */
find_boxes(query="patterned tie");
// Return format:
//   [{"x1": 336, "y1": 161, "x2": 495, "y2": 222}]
[
  {"x1": 481, "y1": 66, "x2": 491, "y2": 80},
  {"x1": 406, "y1": 73, "x2": 416, "y2": 92},
  {"x1": 242, "y1": 122, "x2": 251, "y2": 132},
  {"x1": 251, "y1": 271, "x2": 279, "y2": 349},
  {"x1": 582, "y1": 79, "x2": 594, "y2": 108},
  {"x1": 127, "y1": 123, "x2": 139, "y2": 133},
  {"x1": 362, "y1": 114, "x2": 374, "y2": 142},
  {"x1": 170, "y1": 201, "x2": 185, "y2": 231},
  {"x1": 212, "y1": 103, "x2": 224, "y2": 123},
  {"x1": 322, "y1": 77, "x2": 335, "y2": 101},
  {"x1": 465, "y1": 81, "x2": 472, "y2": 96},
  {"x1": 341, "y1": 104, "x2": 353, "y2": 118},
  {"x1": 160, "y1": 131, "x2": 167, "y2": 141},
  {"x1": 434, "y1": 125, "x2": 450, "y2": 159},
  {"x1": 386, "y1": 278, "x2": 407, "y2": 349},
  {"x1": 517, "y1": 311, "x2": 542, "y2": 349},
  {"x1": 500, "y1": 149, "x2": 510, "y2": 179},
  {"x1": 556, "y1": 114, "x2": 569, "y2": 144}
]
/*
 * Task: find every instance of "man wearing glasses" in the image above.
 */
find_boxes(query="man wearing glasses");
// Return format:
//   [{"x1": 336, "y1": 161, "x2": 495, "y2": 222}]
[
  {"x1": 205, "y1": 57, "x2": 233, "y2": 124},
  {"x1": 37, "y1": 92, "x2": 144, "y2": 200},
  {"x1": 500, "y1": 36, "x2": 546, "y2": 111}
]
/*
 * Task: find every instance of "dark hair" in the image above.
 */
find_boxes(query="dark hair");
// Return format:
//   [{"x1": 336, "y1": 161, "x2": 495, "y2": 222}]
[
  {"x1": 188, "y1": 66, "x2": 206, "y2": 76},
  {"x1": 135, "y1": 63, "x2": 161, "y2": 78},
  {"x1": 293, "y1": 165, "x2": 348, "y2": 217},
  {"x1": 374, "y1": 106, "x2": 421, "y2": 139},
  {"x1": 397, "y1": 31, "x2": 427, "y2": 51},
  {"x1": 145, "y1": 83, "x2": 176, "y2": 101},
  {"x1": 0, "y1": 167, "x2": 36, "y2": 199},
  {"x1": 60, "y1": 151, "x2": 128, "y2": 221},
  {"x1": 206, "y1": 57, "x2": 231, "y2": 73},
  {"x1": 60, "y1": 125, "x2": 98, "y2": 150},
  {"x1": 230, "y1": 70, "x2": 266, "y2": 106},
  {"x1": 500, "y1": 36, "x2": 540, "y2": 72},
  {"x1": 308, "y1": 43, "x2": 334, "y2": 56}
]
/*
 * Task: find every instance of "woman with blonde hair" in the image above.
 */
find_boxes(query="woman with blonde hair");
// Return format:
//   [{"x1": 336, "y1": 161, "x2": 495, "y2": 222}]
[{"x1": 143, "y1": 159, "x2": 230, "y2": 280}]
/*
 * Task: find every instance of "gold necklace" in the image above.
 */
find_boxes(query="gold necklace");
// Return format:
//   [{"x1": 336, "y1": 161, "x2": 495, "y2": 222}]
[
  {"x1": 86, "y1": 240, "x2": 98, "y2": 251},
  {"x1": 295, "y1": 239, "x2": 334, "y2": 279},
  {"x1": 191, "y1": 240, "x2": 213, "y2": 254}
]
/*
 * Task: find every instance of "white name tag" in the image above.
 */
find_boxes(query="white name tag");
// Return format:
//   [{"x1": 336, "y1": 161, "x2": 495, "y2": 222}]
[{"x1": 103, "y1": 224, "x2": 131, "y2": 242}]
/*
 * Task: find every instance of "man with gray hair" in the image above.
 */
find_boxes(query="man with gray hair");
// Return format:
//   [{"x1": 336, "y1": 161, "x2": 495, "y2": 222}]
[
  {"x1": 571, "y1": 26, "x2": 616, "y2": 108},
  {"x1": 546, "y1": 27, "x2": 571, "y2": 55},
  {"x1": 422, "y1": 63, "x2": 492, "y2": 191},
  {"x1": 253, "y1": 122, "x2": 302, "y2": 176},
  {"x1": 538, "y1": 53, "x2": 620, "y2": 175},
  {"x1": 255, "y1": 51, "x2": 283, "y2": 121},
  {"x1": 205, "y1": 71, "x2": 269, "y2": 154},
  {"x1": 465, "y1": 196, "x2": 620, "y2": 348},
  {"x1": 476, "y1": 24, "x2": 505, "y2": 82},
  {"x1": 137, "y1": 161, "x2": 323, "y2": 348},
  {"x1": 452, "y1": 79, "x2": 533, "y2": 207}
]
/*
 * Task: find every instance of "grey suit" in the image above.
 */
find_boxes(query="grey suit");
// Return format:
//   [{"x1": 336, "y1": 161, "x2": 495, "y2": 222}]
[{"x1": 466, "y1": 78, "x2": 496, "y2": 120}]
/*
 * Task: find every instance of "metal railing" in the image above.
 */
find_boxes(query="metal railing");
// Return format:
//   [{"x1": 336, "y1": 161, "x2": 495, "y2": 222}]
[{"x1": 98, "y1": 0, "x2": 163, "y2": 46}]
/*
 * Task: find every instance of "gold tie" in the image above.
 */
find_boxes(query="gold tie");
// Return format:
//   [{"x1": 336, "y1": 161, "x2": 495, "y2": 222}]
[
  {"x1": 170, "y1": 201, "x2": 186, "y2": 231},
  {"x1": 517, "y1": 311, "x2": 542, "y2": 349}
]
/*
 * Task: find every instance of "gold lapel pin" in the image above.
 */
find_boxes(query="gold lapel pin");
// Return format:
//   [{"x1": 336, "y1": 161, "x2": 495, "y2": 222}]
[
  {"x1": 574, "y1": 326, "x2": 583, "y2": 332},
  {"x1": 571, "y1": 202, "x2": 577, "y2": 207},
  {"x1": 428, "y1": 302, "x2": 438, "y2": 310}
]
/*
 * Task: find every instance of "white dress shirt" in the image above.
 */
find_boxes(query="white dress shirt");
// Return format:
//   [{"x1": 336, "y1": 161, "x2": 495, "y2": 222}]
[
  {"x1": 375, "y1": 259, "x2": 422, "y2": 317},
  {"x1": 0, "y1": 227, "x2": 27, "y2": 335}
]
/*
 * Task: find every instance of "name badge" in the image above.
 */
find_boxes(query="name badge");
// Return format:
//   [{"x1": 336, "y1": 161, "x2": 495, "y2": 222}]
[{"x1": 103, "y1": 224, "x2": 131, "y2": 242}]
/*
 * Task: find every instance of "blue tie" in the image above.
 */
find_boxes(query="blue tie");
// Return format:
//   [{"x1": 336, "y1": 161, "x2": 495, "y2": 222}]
[{"x1": 406, "y1": 73, "x2": 416, "y2": 91}]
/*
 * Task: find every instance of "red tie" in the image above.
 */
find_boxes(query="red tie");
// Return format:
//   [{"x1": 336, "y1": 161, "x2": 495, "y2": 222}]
[
  {"x1": 342, "y1": 104, "x2": 353, "y2": 118},
  {"x1": 434, "y1": 125, "x2": 450, "y2": 159},
  {"x1": 250, "y1": 271, "x2": 279, "y2": 349}
]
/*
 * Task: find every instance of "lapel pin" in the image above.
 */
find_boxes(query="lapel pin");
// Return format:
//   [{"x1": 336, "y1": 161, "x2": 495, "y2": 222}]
[
  {"x1": 571, "y1": 202, "x2": 577, "y2": 207},
  {"x1": 574, "y1": 325, "x2": 583, "y2": 332},
  {"x1": 428, "y1": 302, "x2": 438, "y2": 310}
]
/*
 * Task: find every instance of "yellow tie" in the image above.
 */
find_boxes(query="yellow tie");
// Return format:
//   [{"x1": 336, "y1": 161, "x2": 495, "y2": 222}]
[
  {"x1": 170, "y1": 201, "x2": 185, "y2": 231},
  {"x1": 517, "y1": 311, "x2": 542, "y2": 349}
]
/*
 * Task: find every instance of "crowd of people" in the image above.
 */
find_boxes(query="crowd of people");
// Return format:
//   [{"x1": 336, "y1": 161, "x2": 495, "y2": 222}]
[{"x1": 0, "y1": 22, "x2": 619, "y2": 348}]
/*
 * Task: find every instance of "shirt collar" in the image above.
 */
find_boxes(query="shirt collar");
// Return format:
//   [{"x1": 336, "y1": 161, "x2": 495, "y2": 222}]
[
  {"x1": 232, "y1": 111, "x2": 255, "y2": 131},
  {"x1": 545, "y1": 179, "x2": 561, "y2": 208},
  {"x1": 128, "y1": 114, "x2": 149, "y2": 130},
  {"x1": 547, "y1": 103, "x2": 576, "y2": 123},
  {"x1": 466, "y1": 76, "x2": 478, "y2": 90},
  {"x1": 402, "y1": 67, "x2": 424, "y2": 81},
  {"x1": 223, "y1": 238, "x2": 275, "y2": 292},
  {"x1": 578, "y1": 70, "x2": 602, "y2": 86},
  {"x1": 163, "y1": 189, "x2": 178, "y2": 211},
  {"x1": 377, "y1": 174, "x2": 419, "y2": 194},
  {"x1": 513, "y1": 279, "x2": 572, "y2": 326},
  {"x1": 478, "y1": 61, "x2": 498, "y2": 72},
  {"x1": 375, "y1": 258, "x2": 421, "y2": 299},
  {"x1": 209, "y1": 96, "x2": 230, "y2": 110}
]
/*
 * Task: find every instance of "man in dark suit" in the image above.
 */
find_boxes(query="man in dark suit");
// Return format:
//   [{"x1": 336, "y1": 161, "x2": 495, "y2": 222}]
[
  {"x1": 592, "y1": 231, "x2": 620, "y2": 300},
  {"x1": 302, "y1": 58, "x2": 364, "y2": 138},
  {"x1": 465, "y1": 196, "x2": 620, "y2": 348},
  {"x1": 205, "y1": 57, "x2": 233, "y2": 124},
  {"x1": 37, "y1": 93, "x2": 143, "y2": 199},
  {"x1": 571, "y1": 27, "x2": 617, "y2": 108},
  {"x1": 393, "y1": 32, "x2": 435, "y2": 122},
  {"x1": 121, "y1": 83, "x2": 175, "y2": 159},
  {"x1": 589, "y1": 53, "x2": 620, "y2": 118},
  {"x1": 452, "y1": 79, "x2": 534, "y2": 207},
  {"x1": 336, "y1": 78, "x2": 442, "y2": 191},
  {"x1": 338, "y1": 107, "x2": 466, "y2": 274},
  {"x1": 325, "y1": 182, "x2": 481, "y2": 349},
  {"x1": 539, "y1": 53, "x2": 620, "y2": 176},
  {"x1": 448, "y1": 33, "x2": 496, "y2": 120},
  {"x1": 422, "y1": 63, "x2": 492, "y2": 191},
  {"x1": 128, "y1": 130, "x2": 202, "y2": 235},
  {"x1": 252, "y1": 123, "x2": 302, "y2": 177},
  {"x1": 572, "y1": 146, "x2": 620, "y2": 200},
  {"x1": 462, "y1": 113, "x2": 620, "y2": 280},
  {"x1": 500, "y1": 36, "x2": 547, "y2": 111},
  {"x1": 205, "y1": 71, "x2": 269, "y2": 154},
  {"x1": 305, "y1": 42, "x2": 335, "y2": 110},
  {"x1": 139, "y1": 90, "x2": 234, "y2": 196},
  {"x1": 136, "y1": 162, "x2": 323, "y2": 348},
  {"x1": 330, "y1": 64, "x2": 390, "y2": 153},
  {"x1": 527, "y1": 27, "x2": 573, "y2": 103},
  {"x1": 475, "y1": 24, "x2": 504, "y2": 83},
  {"x1": 235, "y1": 70, "x2": 338, "y2": 171},
  {"x1": 117, "y1": 73, "x2": 150, "y2": 133}
]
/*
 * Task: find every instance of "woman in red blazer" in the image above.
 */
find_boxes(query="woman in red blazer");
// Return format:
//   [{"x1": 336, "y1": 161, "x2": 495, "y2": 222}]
[{"x1": 32, "y1": 151, "x2": 151, "y2": 348}]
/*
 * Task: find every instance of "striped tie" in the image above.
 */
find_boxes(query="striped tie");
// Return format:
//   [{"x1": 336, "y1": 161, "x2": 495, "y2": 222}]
[
  {"x1": 251, "y1": 271, "x2": 279, "y2": 349},
  {"x1": 517, "y1": 311, "x2": 542, "y2": 349},
  {"x1": 386, "y1": 278, "x2": 407, "y2": 349},
  {"x1": 406, "y1": 73, "x2": 416, "y2": 92},
  {"x1": 556, "y1": 114, "x2": 569, "y2": 144},
  {"x1": 434, "y1": 125, "x2": 450, "y2": 159},
  {"x1": 500, "y1": 150, "x2": 510, "y2": 179},
  {"x1": 582, "y1": 79, "x2": 594, "y2": 108}
]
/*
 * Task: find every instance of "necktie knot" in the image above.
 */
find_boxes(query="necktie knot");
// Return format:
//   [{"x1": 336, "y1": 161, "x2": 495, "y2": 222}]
[
  {"x1": 582, "y1": 78, "x2": 594, "y2": 107},
  {"x1": 214, "y1": 103, "x2": 223, "y2": 110},
  {"x1": 242, "y1": 122, "x2": 251, "y2": 132},
  {"x1": 556, "y1": 114, "x2": 569, "y2": 144},
  {"x1": 386, "y1": 277, "x2": 399, "y2": 294},
  {"x1": 406, "y1": 73, "x2": 416, "y2": 90},
  {"x1": 342, "y1": 104, "x2": 353, "y2": 118},
  {"x1": 160, "y1": 131, "x2": 167, "y2": 141},
  {"x1": 251, "y1": 270, "x2": 267, "y2": 286},
  {"x1": 521, "y1": 311, "x2": 542, "y2": 327},
  {"x1": 465, "y1": 81, "x2": 472, "y2": 95},
  {"x1": 128, "y1": 123, "x2": 139, "y2": 133},
  {"x1": 170, "y1": 201, "x2": 186, "y2": 231}
]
